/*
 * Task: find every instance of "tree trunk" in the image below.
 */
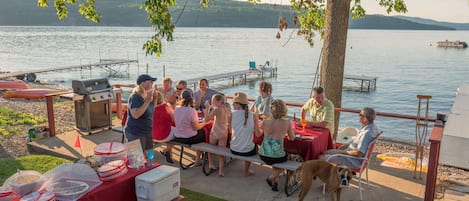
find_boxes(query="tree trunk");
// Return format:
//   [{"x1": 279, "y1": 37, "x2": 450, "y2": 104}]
[{"x1": 319, "y1": 0, "x2": 350, "y2": 140}]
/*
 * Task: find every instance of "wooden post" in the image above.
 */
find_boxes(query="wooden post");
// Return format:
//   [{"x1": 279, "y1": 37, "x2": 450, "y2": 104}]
[
  {"x1": 45, "y1": 95, "x2": 56, "y2": 137},
  {"x1": 424, "y1": 125, "x2": 443, "y2": 201}
]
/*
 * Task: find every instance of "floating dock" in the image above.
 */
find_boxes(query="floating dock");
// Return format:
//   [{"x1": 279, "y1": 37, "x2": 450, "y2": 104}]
[
  {"x1": 0, "y1": 59, "x2": 138, "y2": 81},
  {"x1": 343, "y1": 74, "x2": 377, "y2": 92},
  {"x1": 185, "y1": 67, "x2": 277, "y2": 90}
]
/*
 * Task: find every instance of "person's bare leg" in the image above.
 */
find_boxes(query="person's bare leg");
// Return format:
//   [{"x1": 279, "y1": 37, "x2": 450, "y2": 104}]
[{"x1": 244, "y1": 161, "x2": 255, "y2": 176}]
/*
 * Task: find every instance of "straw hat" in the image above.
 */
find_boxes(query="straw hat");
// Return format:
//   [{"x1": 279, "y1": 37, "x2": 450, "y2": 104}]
[{"x1": 233, "y1": 92, "x2": 248, "y2": 105}]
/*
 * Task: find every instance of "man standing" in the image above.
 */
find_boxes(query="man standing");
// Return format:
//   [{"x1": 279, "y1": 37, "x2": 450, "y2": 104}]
[
  {"x1": 194, "y1": 78, "x2": 220, "y2": 111},
  {"x1": 125, "y1": 74, "x2": 158, "y2": 151},
  {"x1": 300, "y1": 86, "x2": 335, "y2": 137}
]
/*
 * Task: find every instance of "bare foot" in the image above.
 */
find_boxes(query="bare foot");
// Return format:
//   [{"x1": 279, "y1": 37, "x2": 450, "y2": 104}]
[
  {"x1": 245, "y1": 170, "x2": 255, "y2": 176},
  {"x1": 219, "y1": 172, "x2": 224, "y2": 177}
]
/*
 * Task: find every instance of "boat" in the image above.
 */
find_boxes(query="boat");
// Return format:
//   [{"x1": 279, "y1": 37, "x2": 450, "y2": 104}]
[
  {"x1": 3, "y1": 88, "x2": 57, "y2": 100},
  {"x1": 0, "y1": 80, "x2": 28, "y2": 90},
  {"x1": 435, "y1": 40, "x2": 468, "y2": 48}
]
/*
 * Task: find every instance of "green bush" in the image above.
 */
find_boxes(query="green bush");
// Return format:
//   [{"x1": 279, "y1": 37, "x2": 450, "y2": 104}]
[{"x1": 0, "y1": 106, "x2": 46, "y2": 137}]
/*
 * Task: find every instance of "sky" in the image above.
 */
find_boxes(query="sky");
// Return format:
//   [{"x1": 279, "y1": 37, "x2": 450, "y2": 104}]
[{"x1": 251, "y1": 0, "x2": 469, "y2": 23}]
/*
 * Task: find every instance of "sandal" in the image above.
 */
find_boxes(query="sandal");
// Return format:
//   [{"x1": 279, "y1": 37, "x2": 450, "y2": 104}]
[
  {"x1": 271, "y1": 182, "x2": 279, "y2": 192},
  {"x1": 208, "y1": 167, "x2": 218, "y2": 174},
  {"x1": 160, "y1": 151, "x2": 174, "y2": 164},
  {"x1": 266, "y1": 177, "x2": 273, "y2": 187}
]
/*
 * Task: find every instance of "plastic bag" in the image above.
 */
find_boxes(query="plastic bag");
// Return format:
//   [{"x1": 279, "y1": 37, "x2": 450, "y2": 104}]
[{"x1": 41, "y1": 163, "x2": 102, "y2": 201}]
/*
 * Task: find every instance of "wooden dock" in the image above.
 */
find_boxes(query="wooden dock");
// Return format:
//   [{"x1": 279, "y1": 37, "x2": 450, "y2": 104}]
[
  {"x1": 185, "y1": 67, "x2": 277, "y2": 90},
  {"x1": 343, "y1": 74, "x2": 377, "y2": 92},
  {"x1": 0, "y1": 59, "x2": 138, "y2": 81}
]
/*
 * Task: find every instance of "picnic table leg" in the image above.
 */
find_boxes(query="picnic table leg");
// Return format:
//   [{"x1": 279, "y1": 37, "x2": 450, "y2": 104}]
[
  {"x1": 179, "y1": 146, "x2": 195, "y2": 169},
  {"x1": 284, "y1": 169, "x2": 303, "y2": 196},
  {"x1": 201, "y1": 152, "x2": 211, "y2": 176}
]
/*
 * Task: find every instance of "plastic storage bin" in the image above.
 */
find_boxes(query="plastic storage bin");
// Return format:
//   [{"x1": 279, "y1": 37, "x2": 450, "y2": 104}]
[{"x1": 135, "y1": 165, "x2": 180, "y2": 201}]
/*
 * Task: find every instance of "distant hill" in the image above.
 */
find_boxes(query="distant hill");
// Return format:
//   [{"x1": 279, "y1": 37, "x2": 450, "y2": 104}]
[
  {"x1": 0, "y1": 0, "x2": 462, "y2": 30},
  {"x1": 394, "y1": 16, "x2": 469, "y2": 30}
]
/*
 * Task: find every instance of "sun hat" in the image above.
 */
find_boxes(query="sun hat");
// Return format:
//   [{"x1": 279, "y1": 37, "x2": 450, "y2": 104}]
[
  {"x1": 233, "y1": 92, "x2": 248, "y2": 105},
  {"x1": 181, "y1": 90, "x2": 192, "y2": 99},
  {"x1": 136, "y1": 74, "x2": 157, "y2": 85}
]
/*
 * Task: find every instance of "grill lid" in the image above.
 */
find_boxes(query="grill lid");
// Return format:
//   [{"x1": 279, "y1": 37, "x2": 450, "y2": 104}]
[{"x1": 72, "y1": 78, "x2": 111, "y2": 95}]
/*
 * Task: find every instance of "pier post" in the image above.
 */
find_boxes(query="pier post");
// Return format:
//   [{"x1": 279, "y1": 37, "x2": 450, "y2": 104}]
[{"x1": 45, "y1": 95, "x2": 56, "y2": 137}]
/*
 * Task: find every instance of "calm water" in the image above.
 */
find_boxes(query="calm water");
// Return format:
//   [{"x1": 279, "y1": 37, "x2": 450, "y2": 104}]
[{"x1": 1, "y1": 26, "x2": 468, "y2": 142}]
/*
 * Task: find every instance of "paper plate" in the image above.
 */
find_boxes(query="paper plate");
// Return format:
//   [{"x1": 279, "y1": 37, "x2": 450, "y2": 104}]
[
  {"x1": 98, "y1": 160, "x2": 126, "y2": 177},
  {"x1": 94, "y1": 142, "x2": 126, "y2": 155},
  {"x1": 20, "y1": 191, "x2": 55, "y2": 201},
  {"x1": 46, "y1": 180, "x2": 89, "y2": 198},
  {"x1": 99, "y1": 167, "x2": 128, "y2": 182}
]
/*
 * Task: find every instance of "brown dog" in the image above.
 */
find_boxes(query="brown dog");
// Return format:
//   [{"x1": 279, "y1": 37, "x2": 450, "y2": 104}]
[{"x1": 298, "y1": 160, "x2": 355, "y2": 201}]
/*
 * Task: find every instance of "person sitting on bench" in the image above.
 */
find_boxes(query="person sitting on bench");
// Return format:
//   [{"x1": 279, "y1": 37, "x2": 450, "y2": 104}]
[
  {"x1": 259, "y1": 99, "x2": 295, "y2": 192},
  {"x1": 173, "y1": 90, "x2": 210, "y2": 166},
  {"x1": 229, "y1": 92, "x2": 261, "y2": 176}
]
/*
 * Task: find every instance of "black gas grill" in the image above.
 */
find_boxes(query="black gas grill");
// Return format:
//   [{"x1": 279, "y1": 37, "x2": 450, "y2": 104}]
[{"x1": 72, "y1": 78, "x2": 114, "y2": 133}]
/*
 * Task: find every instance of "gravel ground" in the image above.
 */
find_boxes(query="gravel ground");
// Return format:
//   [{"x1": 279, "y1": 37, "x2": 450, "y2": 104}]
[{"x1": 0, "y1": 82, "x2": 467, "y2": 198}]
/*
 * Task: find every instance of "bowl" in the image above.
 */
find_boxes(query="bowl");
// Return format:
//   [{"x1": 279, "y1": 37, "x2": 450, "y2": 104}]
[{"x1": 8, "y1": 171, "x2": 44, "y2": 196}]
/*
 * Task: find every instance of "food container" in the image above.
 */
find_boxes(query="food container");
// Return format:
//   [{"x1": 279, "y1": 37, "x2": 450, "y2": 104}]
[
  {"x1": 99, "y1": 167, "x2": 128, "y2": 182},
  {"x1": 20, "y1": 191, "x2": 55, "y2": 201},
  {"x1": 46, "y1": 180, "x2": 90, "y2": 200},
  {"x1": 135, "y1": 165, "x2": 180, "y2": 201},
  {"x1": 7, "y1": 170, "x2": 45, "y2": 196},
  {"x1": 94, "y1": 142, "x2": 127, "y2": 164},
  {"x1": 97, "y1": 160, "x2": 126, "y2": 178}
]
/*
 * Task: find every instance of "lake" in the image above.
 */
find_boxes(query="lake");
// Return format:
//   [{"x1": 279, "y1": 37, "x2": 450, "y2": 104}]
[{"x1": 1, "y1": 26, "x2": 468, "y2": 142}]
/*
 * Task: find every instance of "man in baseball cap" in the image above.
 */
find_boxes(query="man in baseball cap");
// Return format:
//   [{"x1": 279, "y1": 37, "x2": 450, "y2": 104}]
[{"x1": 137, "y1": 74, "x2": 157, "y2": 85}]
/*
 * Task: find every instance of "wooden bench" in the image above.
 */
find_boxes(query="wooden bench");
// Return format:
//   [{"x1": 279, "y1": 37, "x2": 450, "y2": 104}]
[{"x1": 191, "y1": 142, "x2": 303, "y2": 196}]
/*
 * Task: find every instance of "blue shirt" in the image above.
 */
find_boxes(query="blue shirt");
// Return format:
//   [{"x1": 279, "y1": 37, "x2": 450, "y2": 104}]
[
  {"x1": 345, "y1": 123, "x2": 379, "y2": 167},
  {"x1": 124, "y1": 93, "x2": 154, "y2": 136},
  {"x1": 194, "y1": 88, "x2": 220, "y2": 110}
]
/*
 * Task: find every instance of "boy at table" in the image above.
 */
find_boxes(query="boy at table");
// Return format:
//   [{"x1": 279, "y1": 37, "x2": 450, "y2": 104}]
[{"x1": 300, "y1": 86, "x2": 335, "y2": 138}]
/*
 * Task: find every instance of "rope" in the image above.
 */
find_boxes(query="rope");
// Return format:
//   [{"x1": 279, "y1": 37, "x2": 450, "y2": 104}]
[{"x1": 310, "y1": 46, "x2": 324, "y2": 98}]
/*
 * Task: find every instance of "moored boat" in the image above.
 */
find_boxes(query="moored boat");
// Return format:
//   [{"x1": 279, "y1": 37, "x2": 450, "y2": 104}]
[
  {"x1": 436, "y1": 40, "x2": 468, "y2": 48},
  {"x1": 0, "y1": 80, "x2": 28, "y2": 90},
  {"x1": 3, "y1": 88, "x2": 57, "y2": 100}
]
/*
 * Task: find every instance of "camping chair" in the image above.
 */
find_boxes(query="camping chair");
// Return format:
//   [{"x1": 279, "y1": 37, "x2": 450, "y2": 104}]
[{"x1": 325, "y1": 131, "x2": 383, "y2": 200}]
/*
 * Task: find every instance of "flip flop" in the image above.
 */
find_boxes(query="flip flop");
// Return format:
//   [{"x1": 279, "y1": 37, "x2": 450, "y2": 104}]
[{"x1": 208, "y1": 167, "x2": 218, "y2": 174}]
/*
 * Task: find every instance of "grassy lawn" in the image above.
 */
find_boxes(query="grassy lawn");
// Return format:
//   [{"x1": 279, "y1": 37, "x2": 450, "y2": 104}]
[{"x1": 0, "y1": 155, "x2": 225, "y2": 201}]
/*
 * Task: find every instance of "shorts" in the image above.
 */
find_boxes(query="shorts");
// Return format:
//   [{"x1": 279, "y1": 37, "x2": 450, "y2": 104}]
[
  {"x1": 231, "y1": 147, "x2": 257, "y2": 157},
  {"x1": 125, "y1": 132, "x2": 153, "y2": 151},
  {"x1": 259, "y1": 154, "x2": 288, "y2": 166},
  {"x1": 173, "y1": 129, "x2": 206, "y2": 145}
]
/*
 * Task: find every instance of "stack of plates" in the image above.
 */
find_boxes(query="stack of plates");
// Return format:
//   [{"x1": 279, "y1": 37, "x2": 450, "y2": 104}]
[
  {"x1": 94, "y1": 142, "x2": 127, "y2": 164},
  {"x1": 97, "y1": 160, "x2": 128, "y2": 181},
  {"x1": 20, "y1": 191, "x2": 55, "y2": 201}
]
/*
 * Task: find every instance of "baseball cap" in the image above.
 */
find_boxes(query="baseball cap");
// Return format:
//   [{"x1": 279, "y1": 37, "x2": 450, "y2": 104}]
[{"x1": 136, "y1": 74, "x2": 157, "y2": 85}]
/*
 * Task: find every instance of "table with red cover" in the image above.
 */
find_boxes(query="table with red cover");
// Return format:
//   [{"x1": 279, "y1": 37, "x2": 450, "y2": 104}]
[
  {"x1": 79, "y1": 162, "x2": 160, "y2": 201},
  {"x1": 284, "y1": 127, "x2": 334, "y2": 161}
]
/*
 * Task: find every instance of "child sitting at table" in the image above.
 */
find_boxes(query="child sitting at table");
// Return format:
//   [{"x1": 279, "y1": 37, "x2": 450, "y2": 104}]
[
  {"x1": 258, "y1": 99, "x2": 295, "y2": 191},
  {"x1": 203, "y1": 94, "x2": 229, "y2": 177}
]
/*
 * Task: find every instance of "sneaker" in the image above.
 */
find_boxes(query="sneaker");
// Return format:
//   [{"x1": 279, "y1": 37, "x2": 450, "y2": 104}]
[{"x1": 272, "y1": 182, "x2": 279, "y2": 192}]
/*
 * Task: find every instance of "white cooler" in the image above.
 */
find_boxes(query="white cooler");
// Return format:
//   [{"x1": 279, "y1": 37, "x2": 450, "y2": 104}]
[{"x1": 135, "y1": 165, "x2": 180, "y2": 201}]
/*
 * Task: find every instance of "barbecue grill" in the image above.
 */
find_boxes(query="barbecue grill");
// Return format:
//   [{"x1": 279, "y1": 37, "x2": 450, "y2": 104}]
[{"x1": 72, "y1": 78, "x2": 114, "y2": 133}]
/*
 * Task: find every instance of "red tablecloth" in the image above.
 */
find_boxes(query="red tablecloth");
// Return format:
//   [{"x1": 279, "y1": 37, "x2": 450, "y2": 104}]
[
  {"x1": 79, "y1": 162, "x2": 160, "y2": 201},
  {"x1": 284, "y1": 127, "x2": 334, "y2": 161}
]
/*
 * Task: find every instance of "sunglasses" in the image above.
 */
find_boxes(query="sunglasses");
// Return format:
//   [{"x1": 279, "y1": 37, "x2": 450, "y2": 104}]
[{"x1": 176, "y1": 87, "x2": 182, "y2": 90}]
